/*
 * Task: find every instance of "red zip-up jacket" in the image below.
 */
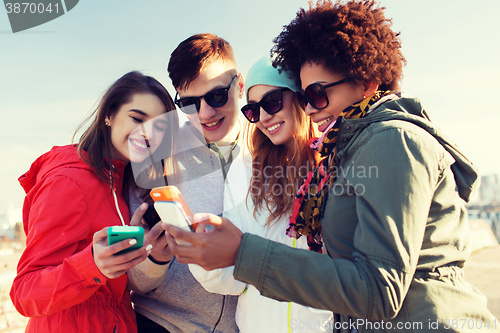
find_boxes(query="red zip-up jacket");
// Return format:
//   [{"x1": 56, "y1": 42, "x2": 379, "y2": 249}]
[{"x1": 10, "y1": 145, "x2": 137, "y2": 333}]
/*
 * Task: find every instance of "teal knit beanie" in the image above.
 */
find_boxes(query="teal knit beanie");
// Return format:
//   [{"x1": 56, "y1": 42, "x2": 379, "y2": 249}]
[{"x1": 245, "y1": 55, "x2": 300, "y2": 99}]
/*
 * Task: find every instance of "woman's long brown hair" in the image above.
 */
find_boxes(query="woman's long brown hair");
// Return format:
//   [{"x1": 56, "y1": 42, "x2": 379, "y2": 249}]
[{"x1": 246, "y1": 92, "x2": 318, "y2": 225}]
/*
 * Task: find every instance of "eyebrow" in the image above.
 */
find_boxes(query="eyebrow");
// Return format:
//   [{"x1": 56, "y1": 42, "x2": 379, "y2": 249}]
[
  {"x1": 129, "y1": 109, "x2": 147, "y2": 116},
  {"x1": 180, "y1": 75, "x2": 236, "y2": 98}
]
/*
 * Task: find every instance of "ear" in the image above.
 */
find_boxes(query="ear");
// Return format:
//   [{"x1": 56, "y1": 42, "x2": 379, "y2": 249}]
[
  {"x1": 363, "y1": 81, "x2": 379, "y2": 98},
  {"x1": 237, "y1": 73, "x2": 245, "y2": 99}
]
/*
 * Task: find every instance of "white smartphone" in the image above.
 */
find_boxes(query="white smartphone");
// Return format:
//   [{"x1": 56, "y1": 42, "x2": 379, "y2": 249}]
[{"x1": 154, "y1": 201, "x2": 194, "y2": 233}]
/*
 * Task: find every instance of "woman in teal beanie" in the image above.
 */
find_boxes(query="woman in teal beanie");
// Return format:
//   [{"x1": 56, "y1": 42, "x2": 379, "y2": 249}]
[{"x1": 188, "y1": 55, "x2": 333, "y2": 332}]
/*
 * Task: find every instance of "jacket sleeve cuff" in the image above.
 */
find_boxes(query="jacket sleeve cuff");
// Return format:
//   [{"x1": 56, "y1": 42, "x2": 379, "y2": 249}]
[
  {"x1": 233, "y1": 233, "x2": 275, "y2": 291},
  {"x1": 65, "y1": 243, "x2": 107, "y2": 285},
  {"x1": 135, "y1": 256, "x2": 171, "y2": 278}
]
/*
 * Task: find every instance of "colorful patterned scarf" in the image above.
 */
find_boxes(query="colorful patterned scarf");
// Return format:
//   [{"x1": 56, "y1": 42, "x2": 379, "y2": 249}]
[{"x1": 286, "y1": 91, "x2": 389, "y2": 252}]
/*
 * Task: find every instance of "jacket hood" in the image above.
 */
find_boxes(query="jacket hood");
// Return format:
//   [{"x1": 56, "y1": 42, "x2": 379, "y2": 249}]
[
  {"x1": 341, "y1": 93, "x2": 480, "y2": 203},
  {"x1": 19, "y1": 145, "x2": 94, "y2": 195}
]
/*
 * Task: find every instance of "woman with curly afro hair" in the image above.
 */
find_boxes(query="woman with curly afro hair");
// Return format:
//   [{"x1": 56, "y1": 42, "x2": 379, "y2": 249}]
[{"x1": 163, "y1": 1, "x2": 499, "y2": 331}]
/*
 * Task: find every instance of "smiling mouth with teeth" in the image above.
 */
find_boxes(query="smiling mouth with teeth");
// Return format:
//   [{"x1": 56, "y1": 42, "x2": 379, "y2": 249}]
[
  {"x1": 317, "y1": 117, "x2": 333, "y2": 127},
  {"x1": 131, "y1": 139, "x2": 147, "y2": 149},
  {"x1": 267, "y1": 122, "x2": 283, "y2": 132},
  {"x1": 203, "y1": 118, "x2": 223, "y2": 127}
]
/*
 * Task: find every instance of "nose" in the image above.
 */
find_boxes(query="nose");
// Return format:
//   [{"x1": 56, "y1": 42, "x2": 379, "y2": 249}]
[
  {"x1": 259, "y1": 107, "x2": 273, "y2": 123},
  {"x1": 140, "y1": 122, "x2": 154, "y2": 142},
  {"x1": 198, "y1": 99, "x2": 216, "y2": 120},
  {"x1": 303, "y1": 103, "x2": 318, "y2": 117}
]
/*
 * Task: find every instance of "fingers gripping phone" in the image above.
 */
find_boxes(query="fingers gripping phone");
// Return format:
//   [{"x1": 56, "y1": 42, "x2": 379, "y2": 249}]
[{"x1": 107, "y1": 226, "x2": 144, "y2": 255}]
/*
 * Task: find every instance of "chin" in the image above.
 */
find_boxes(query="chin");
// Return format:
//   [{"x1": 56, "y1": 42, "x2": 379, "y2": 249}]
[
  {"x1": 270, "y1": 139, "x2": 284, "y2": 146},
  {"x1": 203, "y1": 131, "x2": 225, "y2": 144}
]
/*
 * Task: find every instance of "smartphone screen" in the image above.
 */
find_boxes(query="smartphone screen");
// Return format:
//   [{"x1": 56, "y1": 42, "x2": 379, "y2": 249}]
[{"x1": 143, "y1": 205, "x2": 161, "y2": 229}]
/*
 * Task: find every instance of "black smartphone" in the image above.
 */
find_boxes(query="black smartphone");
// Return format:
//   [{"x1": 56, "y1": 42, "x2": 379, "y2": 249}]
[{"x1": 143, "y1": 205, "x2": 161, "y2": 229}]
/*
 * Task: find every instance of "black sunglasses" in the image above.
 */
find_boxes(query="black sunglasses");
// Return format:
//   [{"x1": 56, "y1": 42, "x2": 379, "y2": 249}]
[
  {"x1": 297, "y1": 78, "x2": 351, "y2": 110},
  {"x1": 241, "y1": 88, "x2": 290, "y2": 123},
  {"x1": 174, "y1": 75, "x2": 238, "y2": 114}
]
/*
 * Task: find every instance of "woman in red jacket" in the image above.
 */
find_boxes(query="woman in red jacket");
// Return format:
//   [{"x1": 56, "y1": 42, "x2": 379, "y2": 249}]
[{"x1": 10, "y1": 71, "x2": 178, "y2": 333}]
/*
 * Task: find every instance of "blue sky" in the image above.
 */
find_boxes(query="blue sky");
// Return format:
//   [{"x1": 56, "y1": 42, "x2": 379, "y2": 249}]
[{"x1": 1, "y1": 0, "x2": 499, "y2": 215}]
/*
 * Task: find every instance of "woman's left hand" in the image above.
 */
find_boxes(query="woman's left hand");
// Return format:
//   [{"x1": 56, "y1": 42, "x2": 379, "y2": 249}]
[
  {"x1": 92, "y1": 203, "x2": 152, "y2": 279},
  {"x1": 92, "y1": 226, "x2": 150, "y2": 279}
]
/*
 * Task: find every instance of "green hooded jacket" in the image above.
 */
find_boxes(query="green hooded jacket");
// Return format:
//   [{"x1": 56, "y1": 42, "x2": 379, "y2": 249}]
[{"x1": 234, "y1": 94, "x2": 499, "y2": 332}]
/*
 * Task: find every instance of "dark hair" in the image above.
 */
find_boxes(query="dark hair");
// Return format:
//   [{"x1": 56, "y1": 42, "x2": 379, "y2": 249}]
[
  {"x1": 271, "y1": 0, "x2": 406, "y2": 91},
  {"x1": 74, "y1": 71, "x2": 178, "y2": 195},
  {"x1": 167, "y1": 33, "x2": 236, "y2": 90}
]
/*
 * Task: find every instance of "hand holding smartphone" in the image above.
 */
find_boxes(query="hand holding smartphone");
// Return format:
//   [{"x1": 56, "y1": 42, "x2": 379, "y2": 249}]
[{"x1": 107, "y1": 226, "x2": 144, "y2": 255}]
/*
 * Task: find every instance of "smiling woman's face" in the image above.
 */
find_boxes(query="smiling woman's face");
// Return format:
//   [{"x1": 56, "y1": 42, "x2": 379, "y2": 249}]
[
  {"x1": 300, "y1": 61, "x2": 366, "y2": 132},
  {"x1": 249, "y1": 84, "x2": 296, "y2": 147},
  {"x1": 107, "y1": 93, "x2": 168, "y2": 164}
]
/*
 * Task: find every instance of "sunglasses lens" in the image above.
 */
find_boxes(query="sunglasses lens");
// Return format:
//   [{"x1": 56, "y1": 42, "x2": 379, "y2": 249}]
[
  {"x1": 261, "y1": 91, "x2": 283, "y2": 114},
  {"x1": 305, "y1": 84, "x2": 328, "y2": 109},
  {"x1": 241, "y1": 104, "x2": 260, "y2": 123},
  {"x1": 176, "y1": 98, "x2": 200, "y2": 114},
  {"x1": 204, "y1": 90, "x2": 228, "y2": 108},
  {"x1": 296, "y1": 91, "x2": 307, "y2": 110}
]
